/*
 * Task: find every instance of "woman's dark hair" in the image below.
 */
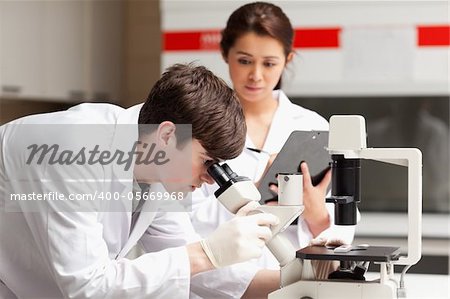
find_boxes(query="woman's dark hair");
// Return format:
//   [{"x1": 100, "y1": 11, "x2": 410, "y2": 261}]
[
  {"x1": 138, "y1": 63, "x2": 246, "y2": 161},
  {"x1": 220, "y1": 2, "x2": 294, "y2": 89}
]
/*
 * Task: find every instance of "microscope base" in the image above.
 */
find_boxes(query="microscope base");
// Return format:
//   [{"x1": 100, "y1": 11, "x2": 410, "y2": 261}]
[{"x1": 268, "y1": 279, "x2": 397, "y2": 299}]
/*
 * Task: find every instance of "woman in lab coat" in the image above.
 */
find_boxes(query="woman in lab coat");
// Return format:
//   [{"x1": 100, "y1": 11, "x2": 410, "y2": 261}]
[
  {"x1": 0, "y1": 64, "x2": 279, "y2": 299},
  {"x1": 189, "y1": 3, "x2": 356, "y2": 298}
]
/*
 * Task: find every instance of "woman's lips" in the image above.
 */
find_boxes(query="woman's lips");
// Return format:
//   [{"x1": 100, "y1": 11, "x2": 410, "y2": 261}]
[{"x1": 245, "y1": 86, "x2": 263, "y2": 92}]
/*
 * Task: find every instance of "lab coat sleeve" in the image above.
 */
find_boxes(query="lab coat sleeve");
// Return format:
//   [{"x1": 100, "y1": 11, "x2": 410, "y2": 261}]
[
  {"x1": 22, "y1": 208, "x2": 190, "y2": 299},
  {"x1": 189, "y1": 263, "x2": 260, "y2": 299},
  {"x1": 139, "y1": 210, "x2": 201, "y2": 252}
]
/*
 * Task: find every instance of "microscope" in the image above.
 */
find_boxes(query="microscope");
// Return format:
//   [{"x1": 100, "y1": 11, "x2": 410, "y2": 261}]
[
  {"x1": 207, "y1": 162, "x2": 305, "y2": 286},
  {"x1": 208, "y1": 115, "x2": 422, "y2": 299}
]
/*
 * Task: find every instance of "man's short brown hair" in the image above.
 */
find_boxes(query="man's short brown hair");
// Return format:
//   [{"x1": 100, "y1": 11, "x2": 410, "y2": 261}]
[{"x1": 138, "y1": 63, "x2": 246, "y2": 161}]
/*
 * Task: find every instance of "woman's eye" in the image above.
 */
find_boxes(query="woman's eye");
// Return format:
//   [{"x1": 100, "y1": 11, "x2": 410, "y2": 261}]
[
  {"x1": 238, "y1": 58, "x2": 251, "y2": 65},
  {"x1": 264, "y1": 62, "x2": 276, "y2": 67}
]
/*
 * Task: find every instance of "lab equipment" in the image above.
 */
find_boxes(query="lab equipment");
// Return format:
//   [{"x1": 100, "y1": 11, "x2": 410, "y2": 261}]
[
  {"x1": 278, "y1": 172, "x2": 303, "y2": 206},
  {"x1": 208, "y1": 115, "x2": 422, "y2": 299}
]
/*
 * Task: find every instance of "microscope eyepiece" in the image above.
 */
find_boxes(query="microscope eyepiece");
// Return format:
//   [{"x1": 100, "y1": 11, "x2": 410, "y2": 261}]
[
  {"x1": 222, "y1": 163, "x2": 238, "y2": 179},
  {"x1": 207, "y1": 163, "x2": 253, "y2": 198},
  {"x1": 207, "y1": 163, "x2": 230, "y2": 187}
]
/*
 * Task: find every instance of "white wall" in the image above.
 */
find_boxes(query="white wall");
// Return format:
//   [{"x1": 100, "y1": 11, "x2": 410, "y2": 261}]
[{"x1": 0, "y1": 1, "x2": 123, "y2": 102}]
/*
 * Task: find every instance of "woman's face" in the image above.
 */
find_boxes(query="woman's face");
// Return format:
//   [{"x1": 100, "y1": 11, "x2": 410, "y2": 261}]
[{"x1": 225, "y1": 32, "x2": 292, "y2": 104}]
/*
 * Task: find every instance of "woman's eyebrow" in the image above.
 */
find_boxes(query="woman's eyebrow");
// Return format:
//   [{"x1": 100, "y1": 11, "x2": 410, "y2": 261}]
[
  {"x1": 236, "y1": 51, "x2": 253, "y2": 56},
  {"x1": 236, "y1": 51, "x2": 280, "y2": 60}
]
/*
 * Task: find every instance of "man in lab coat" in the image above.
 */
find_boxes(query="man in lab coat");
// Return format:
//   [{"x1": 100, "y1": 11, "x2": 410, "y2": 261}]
[{"x1": 0, "y1": 63, "x2": 278, "y2": 298}]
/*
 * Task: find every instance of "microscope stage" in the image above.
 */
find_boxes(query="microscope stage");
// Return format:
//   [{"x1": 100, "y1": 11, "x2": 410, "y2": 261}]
[{"x1": 296, "y1": 245, "x2": 401, "y2": 262}]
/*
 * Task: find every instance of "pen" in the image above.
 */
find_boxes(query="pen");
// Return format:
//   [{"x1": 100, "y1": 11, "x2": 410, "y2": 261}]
[
  {"x1": 246, "y1": 147, "x2": 263, "y2": 153},
  {"x1": 246, "y1": 147, "x2": 272, "y2": 156}
]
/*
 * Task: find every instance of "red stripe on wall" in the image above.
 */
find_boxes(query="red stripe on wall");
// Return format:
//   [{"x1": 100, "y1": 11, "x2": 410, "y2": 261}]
[
  {"x1": 418, "y1": 25, "x2": 450, "y2": 46},
  {"x1": 164, "y1": 31, "x2": 221, "y2": 51},
  {"x1": 163, "y1": 28, "x2": 340, "y2": 51},
  {"x1": 294, "y1": 28, "x2": 340, "y2": 48}
]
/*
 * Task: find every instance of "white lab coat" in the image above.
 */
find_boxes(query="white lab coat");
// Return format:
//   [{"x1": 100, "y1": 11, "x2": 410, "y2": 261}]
[
  {"x1": 189, "y1": 90, "x2": 356, "y2": 298},
  {"x1": 0, "y1": 103, "x2": 195, "y2": 299}
]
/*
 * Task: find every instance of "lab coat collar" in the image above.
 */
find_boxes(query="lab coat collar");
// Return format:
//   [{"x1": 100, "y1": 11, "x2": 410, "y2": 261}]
[
  {"x1": 275, "y1": 90, "x2": 304, "y2": 117},
  {"x1": 116, "y1": 103, "x2": 144, "y2": 125},
  {"x1": 110, "y1": 103, "x2": 143, "y2": 180},
  {"x1": 257, "y1": 90, "x2": 302, "y2": 154}
]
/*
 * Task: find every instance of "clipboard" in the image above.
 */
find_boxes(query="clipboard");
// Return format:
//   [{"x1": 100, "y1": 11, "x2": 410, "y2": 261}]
[{"x1": 258, "y1": 130, "x2": 331, "y2": 203}]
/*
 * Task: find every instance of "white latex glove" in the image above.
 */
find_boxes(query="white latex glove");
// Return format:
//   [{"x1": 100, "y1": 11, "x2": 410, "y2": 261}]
[{"x1": 200, "y1": 201, "x2": 279, "y2": 268}]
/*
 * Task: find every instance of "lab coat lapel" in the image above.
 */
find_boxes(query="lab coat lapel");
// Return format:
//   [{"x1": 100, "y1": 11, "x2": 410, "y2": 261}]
[
  {"x1": 110, "y1": 104, "x2": 144, "y2": 234},
  {"x1": 117, "y1": 184, "x2": 163, "y2": 259},
  {"x1": 117, "y1": 210, "x2": 156, "y2": 260}
]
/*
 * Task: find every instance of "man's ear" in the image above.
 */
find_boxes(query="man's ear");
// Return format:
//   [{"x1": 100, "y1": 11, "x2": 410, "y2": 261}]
[{"x1": 156, "y1": 121, "x2": 176, "y2": 147}]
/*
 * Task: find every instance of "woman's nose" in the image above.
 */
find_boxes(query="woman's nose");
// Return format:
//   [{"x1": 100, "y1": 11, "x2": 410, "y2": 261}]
[{"x1": 249, "y1": 65, "x2": 263, "y2": 82}]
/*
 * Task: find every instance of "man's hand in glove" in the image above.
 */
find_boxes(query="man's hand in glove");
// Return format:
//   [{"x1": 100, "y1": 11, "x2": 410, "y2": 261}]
[{"x1": 200, "y1": 201, "x2": 279, "y2": 268}]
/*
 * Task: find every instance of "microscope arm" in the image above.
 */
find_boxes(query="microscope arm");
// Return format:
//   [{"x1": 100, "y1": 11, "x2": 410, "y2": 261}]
[
  {"x1": 359, "y1": 148, "x2": 422, "y2": 266},
  {"x1": 328, "y1": 115, "x2": 422, "y2": 267},
  {"x1": 329, "y1": 147, "x2": 422, "y2": 266}
]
